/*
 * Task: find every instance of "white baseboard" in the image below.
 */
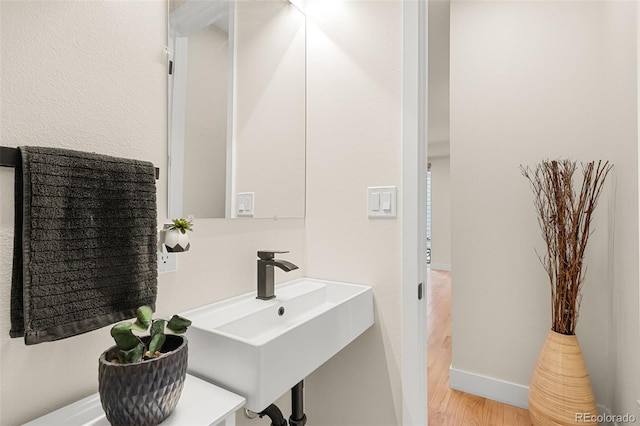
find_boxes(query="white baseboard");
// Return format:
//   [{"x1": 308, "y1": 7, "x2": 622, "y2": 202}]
[
  {"x1": 448, "y1": 367, "x2": 615, "y2": 424},
  {"x1": 429, "y1": 263, "x2": 451, "y2": 271},
  {"x1": 449, "y1": 367, "x2": 528, "y2": 409}
]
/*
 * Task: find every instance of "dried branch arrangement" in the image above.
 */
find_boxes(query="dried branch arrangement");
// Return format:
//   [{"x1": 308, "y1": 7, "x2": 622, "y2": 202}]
[{"x1": 521, "y1": 159, "x2": 612, "y2": 335}]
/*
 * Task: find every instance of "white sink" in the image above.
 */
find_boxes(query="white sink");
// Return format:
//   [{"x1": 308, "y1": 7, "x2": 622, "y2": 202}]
[{"x1": 182, "y1": 278, "x2": 374, "y2": 412}]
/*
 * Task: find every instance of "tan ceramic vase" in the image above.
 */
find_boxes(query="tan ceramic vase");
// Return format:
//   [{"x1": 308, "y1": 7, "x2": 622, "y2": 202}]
[{"x1": 529, "y1": 330, "x2": 598, "y2": 425}]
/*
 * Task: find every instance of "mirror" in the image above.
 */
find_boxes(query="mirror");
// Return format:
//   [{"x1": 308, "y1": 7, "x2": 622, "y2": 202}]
[{"x1": 168, "y1": 0, "x2": 306, "y2": 219}]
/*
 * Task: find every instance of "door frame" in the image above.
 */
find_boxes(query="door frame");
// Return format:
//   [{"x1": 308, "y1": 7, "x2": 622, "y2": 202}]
[{"x1": 402, "y1": 0, "x2": 428, "y2": 425}]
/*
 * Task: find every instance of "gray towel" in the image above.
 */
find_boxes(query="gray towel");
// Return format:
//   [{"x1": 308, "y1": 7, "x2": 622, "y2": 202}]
[{"x1": 10, "y1": 146, "x2": 158, "y2": 345}]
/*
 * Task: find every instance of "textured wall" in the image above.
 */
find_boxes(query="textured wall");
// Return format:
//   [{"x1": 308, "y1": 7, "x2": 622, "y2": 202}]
[
  {"x1": 0, "y1": 2, "x2": 307, "y2": 425},
  {"x1": 0, "y1": 2, "x2": 167, "y2": 423},
  {"x1": 0, "y1": 1, "x2": 406, "y2": 425},
  {"x1": 303, "y1": 1, "x2": 404, "y2": 424}
]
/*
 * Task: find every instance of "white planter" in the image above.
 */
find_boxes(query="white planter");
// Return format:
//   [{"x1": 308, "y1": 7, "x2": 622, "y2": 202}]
[{"x1": 164, "y1": 230, "x2": 190, "y2": 252}]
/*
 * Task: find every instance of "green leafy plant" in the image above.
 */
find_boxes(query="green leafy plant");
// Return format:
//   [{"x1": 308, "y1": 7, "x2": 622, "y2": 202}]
[
  {"x1": 110, "y1": 306, "x2": 192, "y2": 364},
  {"x1": 168, "y1": 218, "x2": 193, "y2": 234}
]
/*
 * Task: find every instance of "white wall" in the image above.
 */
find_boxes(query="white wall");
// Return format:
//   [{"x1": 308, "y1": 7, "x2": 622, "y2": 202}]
[
  {"x1": 0, "y1": 3, "x2": 307, "y2": 425},
  {"x1": 428, "y1": 0, "x2": 450, "y2": 147},
  {"x1": 450, "y1": 0, "x2": 639, "y2": 416},
  {"x1": 429, "y1": 157, "x2": 451, "y2": 269},
  {"x1": 428, "y1": 1, "x2": 451, "y2": 271},
  {"x1": 0, "y1": 1, "x2": 407, "y2": 425},
  {"x1": 303, "y1": 1, "x2": 404, "y2": 424},
  {"x1": 0, "y1": 2, "x2": 166, "y2": 423}
]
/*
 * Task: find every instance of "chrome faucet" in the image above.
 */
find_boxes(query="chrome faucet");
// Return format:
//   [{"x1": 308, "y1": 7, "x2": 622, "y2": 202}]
[{"x1": 257, "y1": 250, "x2": 299, "y2": 300}]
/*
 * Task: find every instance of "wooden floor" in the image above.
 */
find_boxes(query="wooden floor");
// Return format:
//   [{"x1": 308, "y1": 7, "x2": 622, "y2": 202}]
[{"x1": 427, "y1": 269, "x2": 532, "y2": 426}]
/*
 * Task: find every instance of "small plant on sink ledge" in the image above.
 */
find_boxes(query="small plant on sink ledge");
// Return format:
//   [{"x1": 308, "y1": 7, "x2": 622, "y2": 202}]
[
  {"x1": 98, "y1": 306, "x2": 192, "y2": 426},
  {"x1": 164, "y1": 218, "x2": 193, "y2": 253}
]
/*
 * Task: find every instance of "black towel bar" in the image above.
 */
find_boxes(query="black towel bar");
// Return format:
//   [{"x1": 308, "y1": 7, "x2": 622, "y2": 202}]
[
  {"x1": 0, "y1": 146, "x2": 160, "y2": 179},
  {"x1": 0, "y1": 146, "x2": 19, "y2": 167}
]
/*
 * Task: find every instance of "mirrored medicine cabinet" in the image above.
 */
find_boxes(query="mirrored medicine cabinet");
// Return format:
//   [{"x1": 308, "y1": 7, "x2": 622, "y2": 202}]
[{"x1": 168, "y1": 0, "x2": 306, "y2": 219}]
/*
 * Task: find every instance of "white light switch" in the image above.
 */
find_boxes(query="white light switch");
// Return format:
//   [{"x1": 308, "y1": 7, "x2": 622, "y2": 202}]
[
  {"x1": 370, "y1": 192, "x2": 381, "y2": 211},
  {"x1": 237, "y1": 192, "x2": 254, "y2": 217},
  {"x1": 381, "y1": 192, "x2": 391, "y2": 210},
  {"x1": 368, "y1": 186, "x2": 397, "y2": 218}
]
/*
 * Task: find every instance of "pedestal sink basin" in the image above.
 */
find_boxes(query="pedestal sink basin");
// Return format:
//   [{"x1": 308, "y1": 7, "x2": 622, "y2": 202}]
[{"x1": 182, "y1": 278, "x2": 374, "y2": 412}]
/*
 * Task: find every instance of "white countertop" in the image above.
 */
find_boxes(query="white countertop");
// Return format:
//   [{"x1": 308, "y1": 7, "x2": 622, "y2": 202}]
[{"x1": 24, "y1": 374, "x2": 245, "y2": 426}]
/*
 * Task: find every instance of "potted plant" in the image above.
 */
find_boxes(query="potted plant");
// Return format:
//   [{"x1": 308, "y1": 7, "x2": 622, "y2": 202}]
[
  {"x1": 164, "y1": 218, "x2": 193, "y2": 252},
  {"x1": 98, "y1": 306, "x2": 192, "y2": 426},
  {"x1": 521, "y1": 159, "x2": 612, "y2": 425}
]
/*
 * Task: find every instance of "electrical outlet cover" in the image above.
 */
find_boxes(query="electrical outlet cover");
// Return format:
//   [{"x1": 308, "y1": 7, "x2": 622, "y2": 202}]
[{"x1": 157, "y1": 250, "x2": 177, "y2": 273}]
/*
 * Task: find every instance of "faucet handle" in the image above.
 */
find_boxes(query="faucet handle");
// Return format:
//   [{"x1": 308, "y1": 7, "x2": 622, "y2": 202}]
[{"x1": 257, "y1": 250, "x2": 289, "y2": 260}]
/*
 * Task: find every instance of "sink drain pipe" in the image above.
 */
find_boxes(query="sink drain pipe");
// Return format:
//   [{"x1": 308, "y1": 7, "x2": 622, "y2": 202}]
[
  {"x1": 258, "y1": 404, "x2": 287, "y2": 426},
  {"x1": 256, "y1": 380, "x2": 307, "y2": 426},
  {"x1": 289, "y1": 380, "x2": 307, "y2": 426}
]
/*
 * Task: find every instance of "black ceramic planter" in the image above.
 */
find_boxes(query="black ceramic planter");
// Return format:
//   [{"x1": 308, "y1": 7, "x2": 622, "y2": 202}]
[{"x1": 98, "y1": 335, "x2": 188, "y2": 426}]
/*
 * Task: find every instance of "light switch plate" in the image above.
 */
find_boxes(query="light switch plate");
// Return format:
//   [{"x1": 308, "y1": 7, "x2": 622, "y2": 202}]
[
  {"x1": 368, "y1": 186, "x2": 397, "y2": 218},
  {"x1": 237, "y1": 192, "x2": 254, "y2": 217}
]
